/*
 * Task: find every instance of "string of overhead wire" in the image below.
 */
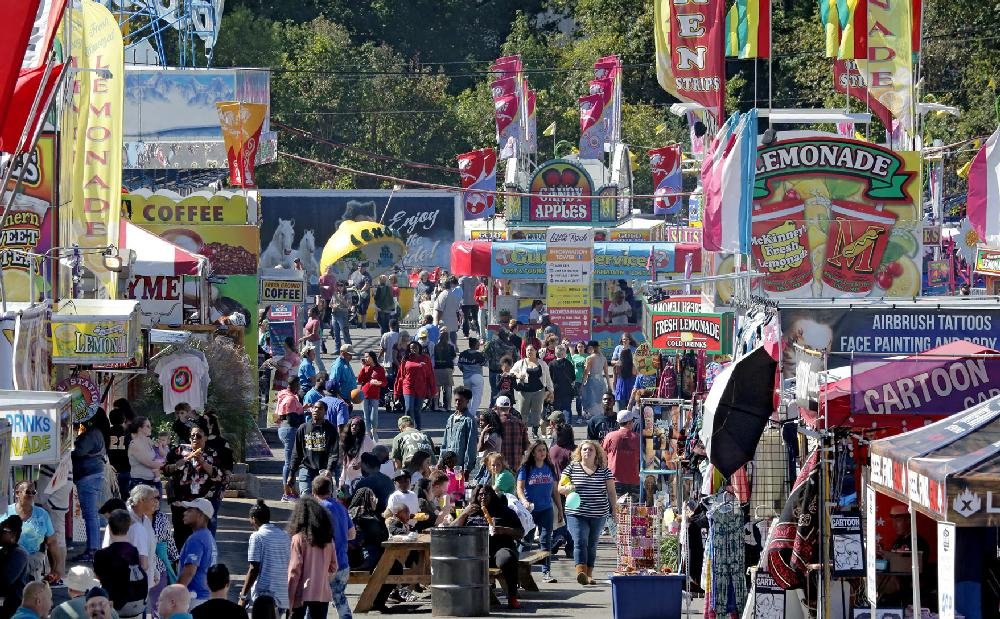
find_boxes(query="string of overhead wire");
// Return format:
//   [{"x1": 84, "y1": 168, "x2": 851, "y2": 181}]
[
  {"x1": 273, "y1": 121, "x2": 461, "y2": 173},
  {"x1": 278, "y1": 150, "x2": 703, "y2": 200}
]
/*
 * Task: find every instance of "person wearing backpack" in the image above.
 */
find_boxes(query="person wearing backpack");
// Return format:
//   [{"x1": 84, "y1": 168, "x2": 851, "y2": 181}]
[
  {"x1": 94, "y1": 510, "x2": 148, "y2": 618},
  {"x1": 275, "y1": 377, "x2": 305, "y2": 503}
]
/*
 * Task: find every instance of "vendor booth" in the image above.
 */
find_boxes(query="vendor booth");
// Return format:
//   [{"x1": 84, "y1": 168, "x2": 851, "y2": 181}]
[
  {"x1": 0, "y1": 390, "x2": 74, "y2": 466},
  {"x1": 868, "y1": 394, "x2": 1000, "y2": 619},
  {"x1": 50, "y1": 299, "x2": 143, "y2": 367}
]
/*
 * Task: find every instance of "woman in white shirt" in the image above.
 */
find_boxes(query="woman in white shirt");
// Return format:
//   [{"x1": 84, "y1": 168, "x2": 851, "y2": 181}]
[
  {"x1": 510, "y1": 345, "x2": 553, "y2": 439},
  {"x1": 581, "y1": 341, "x2": 612, "y2": 419}
]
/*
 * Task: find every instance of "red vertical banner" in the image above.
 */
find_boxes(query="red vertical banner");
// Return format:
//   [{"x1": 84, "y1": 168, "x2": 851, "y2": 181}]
[
  {"x1": 649, "y1": 145, "x2": 683, "y2": 215},
  {"x1": 578, "y1": 93, "x2": 607, "y2": 159},
  {"x1": 457, "y1": 149, "x2": 497, "y2": 220},
  {"x1": 668, "y1": 0, "x2": 726, "y2": 123},
  {"x1": 833, "y1": 59, "x2": 893, "y2": 130}
]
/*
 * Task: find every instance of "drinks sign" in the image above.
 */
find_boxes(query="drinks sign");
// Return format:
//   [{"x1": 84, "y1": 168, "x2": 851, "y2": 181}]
[
  {"x1": 749, "y1": 138, "x2": 922, "y2": 299},
  {"x1": 643, "y1": 309, "x2": 733, "y2": 354}
]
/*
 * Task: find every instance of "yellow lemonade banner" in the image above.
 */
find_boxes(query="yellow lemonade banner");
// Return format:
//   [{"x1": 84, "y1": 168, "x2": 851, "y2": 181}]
[
  {"x1": 68, "y1": 0, "x2": 124, "y2": 297},
  {"x1": 51, "y1": 319, "x2": 138, "y2": 365}
]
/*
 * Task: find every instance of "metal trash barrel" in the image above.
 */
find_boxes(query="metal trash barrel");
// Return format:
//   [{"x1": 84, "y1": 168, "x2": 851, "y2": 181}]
[{"x1": 430, "y1": 526, "x2": 490, "y2": 616}]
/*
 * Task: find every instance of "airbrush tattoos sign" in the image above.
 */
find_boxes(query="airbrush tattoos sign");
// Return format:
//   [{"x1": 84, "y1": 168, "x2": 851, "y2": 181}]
[{"x1": 750, "y1": 138, "x2": 922, "y2": 299}]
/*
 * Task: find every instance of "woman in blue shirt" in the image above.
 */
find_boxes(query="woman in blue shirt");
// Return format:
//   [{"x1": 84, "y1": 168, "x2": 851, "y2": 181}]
[
  {"x1": 516, "y1": 440, "x2": 562, "y2": 584},
  {"x1": 5, "y1": 481, "x2": 59, "y2": 582}
]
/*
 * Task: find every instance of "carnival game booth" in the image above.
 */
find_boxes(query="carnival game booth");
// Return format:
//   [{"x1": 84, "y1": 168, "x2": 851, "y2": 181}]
[
  {"x1": 486, "y1": 240, "x2": 701, "y2": 352},
  {"x1": 868, "y1": 394, "x2": 1000, "y2": 619}
]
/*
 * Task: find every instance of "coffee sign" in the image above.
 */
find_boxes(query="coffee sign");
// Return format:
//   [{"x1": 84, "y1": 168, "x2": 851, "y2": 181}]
[
  {"x1": 260, "y1": 278, "x2": 306, "y2": 304},
  {"x1": 644, "y1": 309, "x2": 733, "y2": 354}
]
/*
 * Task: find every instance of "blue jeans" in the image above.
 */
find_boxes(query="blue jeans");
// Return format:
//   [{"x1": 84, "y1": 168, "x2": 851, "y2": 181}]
[
  {"x1": 362, "y1": 399, "x2": 380, "y2": 438},
  {"x1": 488, "y1": 370, "x2": 500, "y2": 405},
  {"x1": 329, "y1": 566, "x2": 352, "y2": 618},
  {"x1": 278, "y1": 425, "x2": 296, "y2": 488},
  {"x1": 76, "y1": 473, "x2": 104, "y2": 551},
  {"x1": 404, "y1": 395, "x2": 423, "y2": 430},
  {"x1": 297, "y1": 467, "x2": 319, "y2": 496},
  {"x1": 331, "y1": 310, "x2": 352, "y2": 349},
  {"x1": 567, "y1": 513, "x2": 605, "y2": 568},
  {"x1": 523, "y1": 506, "x2": 554, "y2": 571}
]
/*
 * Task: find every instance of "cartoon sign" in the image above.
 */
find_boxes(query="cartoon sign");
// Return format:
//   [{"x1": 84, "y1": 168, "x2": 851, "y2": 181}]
[
  {"x1": 643, "y1": 309, "x2": 733, "y2": 354},
  {"x1": 750, "y1": 138, "x2": 922, "y2": 298}
]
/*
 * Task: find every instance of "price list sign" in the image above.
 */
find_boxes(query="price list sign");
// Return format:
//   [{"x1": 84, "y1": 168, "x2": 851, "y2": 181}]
[{"x1": 546, "y1": 228, "x2": 593, "y2": 342}]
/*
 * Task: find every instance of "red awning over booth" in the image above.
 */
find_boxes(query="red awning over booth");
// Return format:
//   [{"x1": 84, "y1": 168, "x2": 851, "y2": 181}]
[{"x1": 450, "y1": 241, "x2": 492, "y2": 276}]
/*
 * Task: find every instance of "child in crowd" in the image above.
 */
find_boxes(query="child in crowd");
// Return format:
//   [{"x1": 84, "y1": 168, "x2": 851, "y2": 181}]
[
  {"x1": 387, "y1": 470, "x2": 420, "y2": 519},
  {"x1": 496, "y1": 358, "x2": 518, "y2": 404}
]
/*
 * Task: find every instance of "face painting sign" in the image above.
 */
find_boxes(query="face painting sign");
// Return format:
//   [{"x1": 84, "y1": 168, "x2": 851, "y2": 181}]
[
  {"x1": 779, "y1": 306, "x2": 1000, "y2": 377},
  {"x1": 751, "y1": 138, "x2": 922, "y2": 299}
]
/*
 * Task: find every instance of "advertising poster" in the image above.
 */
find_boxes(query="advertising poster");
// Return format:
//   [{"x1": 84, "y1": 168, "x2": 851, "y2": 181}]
[
  {"x1": 50, "y1": 320, "x2": 137, "y2": 366},
  {"x1": 753, "y1": 570, "x2": 786, "y2": 619},
  {"x1": 779, "y1": 306, "x2": 1000, "y2": 376},
  {"x1": 975, "y1": 246, "x2": 1000, "y2": 276},
  {"x1": 849, "y1": 355, "x2": 1000, "y2": 415},
  {"x1": 924, "y1": 259, "x2": 952, "y2": 296},
  {"x1": 4, "y1": 403, "x2": 70, "y2": 465},
  {"x1": 750, "y1": 138, "x2": 922, "y2": 299},
  {"x1": 259, "y1": 278, "x2": 306, "y2": 305},
  {"x1": 644, "y1": 310, "x2": 733, "y2": 354},
  {"x1": 3, "y1": 134, "x2": 55, "y2": 301},
  {"x1": 140, "y1": 224, "x2": 259, "y2": 276},
  {"x1": 260, "y1": 190, "x2": 460, "y2": 286},
  {"x1": 546, "y1": 228, "x2": 593, "y2": 343},
  {"x1": 830, "y1": 510, "x2": 865, "y2": 578}
]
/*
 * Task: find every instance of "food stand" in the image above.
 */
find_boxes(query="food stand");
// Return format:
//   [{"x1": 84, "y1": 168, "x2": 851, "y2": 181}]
[{"x1": 868, "y1": 394, "x2": 1000, "y2": 619}]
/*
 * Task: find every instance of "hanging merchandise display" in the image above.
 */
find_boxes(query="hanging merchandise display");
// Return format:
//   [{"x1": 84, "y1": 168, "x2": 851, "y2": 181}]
[
  {"x1": 154, "y1": 349, "x2": 211, "y2": 413},
  {"x1": 706, "y1": 493, "x2": 748, "y2": 615},
  {"x1": 765, "y1": 452, "x2": 820, "y2": 590}
]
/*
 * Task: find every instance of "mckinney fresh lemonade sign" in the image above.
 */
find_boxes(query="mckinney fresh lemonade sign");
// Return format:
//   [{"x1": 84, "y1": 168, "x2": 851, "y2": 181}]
[{"x1": 749, "y1": 138, "x2": 921, "y2": 299}]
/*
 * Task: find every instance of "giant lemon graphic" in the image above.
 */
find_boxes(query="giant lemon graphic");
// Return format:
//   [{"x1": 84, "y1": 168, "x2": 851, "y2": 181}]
[{"x1": 716, "y1": 255, "x2": 735, "y2": 304}]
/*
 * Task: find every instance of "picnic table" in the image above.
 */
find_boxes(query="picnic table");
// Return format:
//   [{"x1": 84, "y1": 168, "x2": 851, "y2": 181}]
[{"x1": 351, "y1": 533, "x2": 432, "y2": 613}]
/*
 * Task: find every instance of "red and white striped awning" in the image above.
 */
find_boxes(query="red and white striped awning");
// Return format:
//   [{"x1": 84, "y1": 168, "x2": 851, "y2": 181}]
[{"x1": 120, "y1": 220, "x2": 205, "y2": 277}]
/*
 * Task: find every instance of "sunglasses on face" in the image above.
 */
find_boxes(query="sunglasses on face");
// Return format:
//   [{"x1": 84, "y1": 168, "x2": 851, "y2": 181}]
[{"x1": 20, "y1": 489, "x2": 36, "y2": 496}]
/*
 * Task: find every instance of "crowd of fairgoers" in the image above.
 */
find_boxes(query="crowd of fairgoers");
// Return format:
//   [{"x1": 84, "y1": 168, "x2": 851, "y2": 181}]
[{"x1": 0, "y1": 270, "x2": 643, "y2": 619}]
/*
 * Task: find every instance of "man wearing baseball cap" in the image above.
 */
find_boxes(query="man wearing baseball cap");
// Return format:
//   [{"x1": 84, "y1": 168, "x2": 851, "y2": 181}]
[
  {"x1": 50, "y1": 566, "x2": 122, "y2": 619},
  {"x1": 176, "y1": 498, "x2": 217, "y2": 609},
  {"x1": 327, "y1": 344, "x2": 358, "y2": 400},
  {"x1": 601, "y1": 410, "x2": 640, "y2": 500},
  {"x1": 389, "y1": 416, "x2": 435, "y2": 472}
]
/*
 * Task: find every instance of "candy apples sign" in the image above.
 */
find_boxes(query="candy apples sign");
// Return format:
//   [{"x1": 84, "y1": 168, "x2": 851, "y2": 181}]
[{"x1": 527, "y1": 161, "x2": 593, "y2": 222}]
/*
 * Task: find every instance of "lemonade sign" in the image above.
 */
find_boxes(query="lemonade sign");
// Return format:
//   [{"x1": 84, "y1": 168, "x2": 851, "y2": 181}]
[
  {"x1": 747, "y1": 138, "x2": 922, "y2": 299},
  {"x1": 51, "y1": 320, "x2": 137, "y2": 365}
]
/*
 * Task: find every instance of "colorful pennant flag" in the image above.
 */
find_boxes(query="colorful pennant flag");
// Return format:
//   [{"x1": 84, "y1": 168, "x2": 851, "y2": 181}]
[
  {"x1": 655, "y1": 0, "x2": 727, "y2": 122},
  {"x1": 578, "y1": 93, "x2": 607, "y2": 159},
  {"x1": 967, "y1": 127, "x2": 1000, "y2": 240},
  {"x1": 457, "y1": 148, "x2": 497, "y2": 221},
  {"x1": 725, "y1": 0, "x2": 771, "y2": 58},
  {"x1": 0, "y1": 63, "x2": 65, "y2": 153},
  {"x1": 525, "y1": 85, "x2": 537, "y2": 154},
  {"x1": 542, "y1": 122, "x2": 556, "y2": 137},
  {"x1": 702, "y1": 111, "x2": 757, "y2": 253},
  {"x1": 832, "y1": 59, "x2": 893, "y2": 129},
  {"x1": 0, "y1": 1, "x2": 43, "y2": 134},
  {"x1": 493, "y1": 94, "x2": 520, "y2": 158},
  {"x1": 649, "y1": 145, "x2": 683, "y2": 215},
  {"x1": 217, "y1": 102, "x2": 268, "y2": 187}
]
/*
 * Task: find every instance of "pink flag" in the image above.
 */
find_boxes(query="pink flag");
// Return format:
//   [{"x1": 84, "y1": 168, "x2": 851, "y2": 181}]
[
  {"x1": 968, "y1": 127, "x2": 1000, "y2": 240},
  {"x1": 494, "y1": 94, "x2": 520, "y2": 153},
  {"x1": 700, "y1": 115, "x2": 739, "y2": 251},
  {"x1": 578, "y1": 93, "x2": 607, "y2": 159}
]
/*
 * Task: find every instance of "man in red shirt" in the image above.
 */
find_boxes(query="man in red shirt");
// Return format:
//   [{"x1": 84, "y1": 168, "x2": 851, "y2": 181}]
[{"x1": 602, "y1": 410, "x2": 640, "y2": 500}]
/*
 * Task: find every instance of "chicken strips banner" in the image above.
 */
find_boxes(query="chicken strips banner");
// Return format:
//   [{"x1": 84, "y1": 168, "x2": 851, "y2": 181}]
[{"x1": 749, "y1": 137, "x2": 922, "y2": 299}]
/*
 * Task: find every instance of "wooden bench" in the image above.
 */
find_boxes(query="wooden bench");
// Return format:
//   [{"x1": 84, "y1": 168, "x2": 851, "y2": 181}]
[{"x1": 488, "y1": 550, "x2": 551, "y2": 593}]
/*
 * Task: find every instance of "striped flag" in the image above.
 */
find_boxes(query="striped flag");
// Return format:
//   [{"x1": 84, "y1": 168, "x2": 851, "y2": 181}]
[
  {"x1": 967, "y1": 127, "x2": 1000, "y2": 241},
  {"x1": 725, "y1": 0, "x2": 771, "y2": 58}
]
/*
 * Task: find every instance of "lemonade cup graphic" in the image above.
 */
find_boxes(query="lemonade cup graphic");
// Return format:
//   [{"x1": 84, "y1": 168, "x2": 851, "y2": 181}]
[
  {"x1": 750, "y1": 199, "x2": 813, "y2": 297},
  {"x1": 821, "y1": 201, "x2": 897, "y2": 297}
]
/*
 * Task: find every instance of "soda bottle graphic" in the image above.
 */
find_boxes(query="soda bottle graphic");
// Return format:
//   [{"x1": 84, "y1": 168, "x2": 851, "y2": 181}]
[
  {"x1": 749, "y1": 199, "x2": 813, "y2": 297},
  {"x1": 821, "y1": 201, "x2": 897, "y2": 297}
]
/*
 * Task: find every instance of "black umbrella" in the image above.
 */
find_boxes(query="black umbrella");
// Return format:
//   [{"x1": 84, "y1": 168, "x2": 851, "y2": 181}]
[{"x1": 699, "y1": 345, "x2": 778, "y2": 478}]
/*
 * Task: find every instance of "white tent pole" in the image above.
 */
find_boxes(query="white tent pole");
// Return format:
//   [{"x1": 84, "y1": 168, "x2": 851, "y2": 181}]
[{"x1": 910, "y1": 503, "x2": 922, "y2": 615}]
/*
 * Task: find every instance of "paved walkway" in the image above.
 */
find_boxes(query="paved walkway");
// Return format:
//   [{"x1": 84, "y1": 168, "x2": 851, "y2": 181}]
[{"x1": 216, "y1": 325, "x2": 628, "y2": 616}]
